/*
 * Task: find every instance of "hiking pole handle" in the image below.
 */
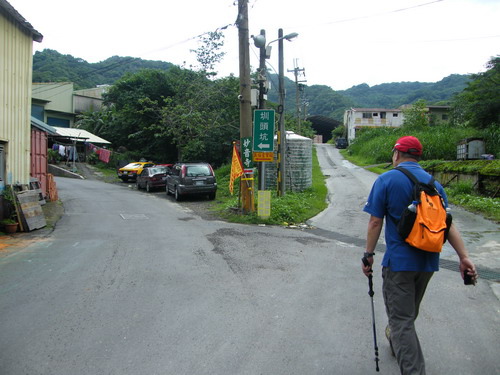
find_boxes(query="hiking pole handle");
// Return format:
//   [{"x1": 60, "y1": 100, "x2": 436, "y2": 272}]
[{"x1": 362, "y1": 256, "x2": 375, "y2": 297}]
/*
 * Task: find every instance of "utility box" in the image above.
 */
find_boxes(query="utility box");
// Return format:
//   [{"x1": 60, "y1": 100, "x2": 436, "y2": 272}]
[{"x1": 457, "y1": 138, "x2": 485, "y2": 160}]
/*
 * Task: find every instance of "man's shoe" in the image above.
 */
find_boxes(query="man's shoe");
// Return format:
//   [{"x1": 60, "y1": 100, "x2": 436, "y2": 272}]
[{"x1": 385, "y1": 325, "x2": 395, "y2": 357}]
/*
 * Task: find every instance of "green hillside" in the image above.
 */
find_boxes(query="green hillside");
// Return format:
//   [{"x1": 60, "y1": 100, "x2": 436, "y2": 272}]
[
  {"x1": 33, "y1": 49, "x2": 173, "y2": 90},
  {"x1": 33, "y1": 49, "x2": 470, "y2": 121}
]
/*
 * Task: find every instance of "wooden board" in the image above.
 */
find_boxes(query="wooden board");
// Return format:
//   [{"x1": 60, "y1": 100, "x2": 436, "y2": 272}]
[{"x1": 16, "y1": 190, "x2": 46, "y2": 231}]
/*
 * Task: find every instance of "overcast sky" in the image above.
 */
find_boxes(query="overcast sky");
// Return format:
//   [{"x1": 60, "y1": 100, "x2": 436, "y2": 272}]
[{"x1": 9, "y1": 0, "x2": 500, "y2": 90}]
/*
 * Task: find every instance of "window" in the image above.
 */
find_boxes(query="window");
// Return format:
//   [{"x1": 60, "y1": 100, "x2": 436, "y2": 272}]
[
  {"x1": 380, "y1": 112, "x2": 386, "y2": 119},
  {"x1": 372, "y1": 113, "x2": 379, "y2": 117},
  {"x1": 47, "y1": 117, "x2": 70, "y2": 127},
  {"x1": 393, "y1": 113, "x2": 399, "y2": 117},
  {"x1": 362, "y1": 112, "x2": 372, "y2": 119}
]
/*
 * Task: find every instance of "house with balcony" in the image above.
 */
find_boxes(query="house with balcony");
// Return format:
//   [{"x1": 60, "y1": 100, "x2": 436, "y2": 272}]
[
  {"x1": 344, "y1": 108, "x2": 404, "y2": 142},
  {"x1": 344, "y1": 105, "x2": 450, "y2": 143}
]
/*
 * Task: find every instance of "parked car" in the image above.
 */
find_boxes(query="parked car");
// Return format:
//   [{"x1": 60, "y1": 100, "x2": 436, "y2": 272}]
[
  {"x1": 336, "y1": 138, "x2": 348, "y2": 149},
  {"x1": 136, "y1": 166, "x2": 170, "y2": 192},
  {"x1": 166, "y1": 162, "x2": 217, "y2": 201},
  {"x1": 118, "y1": 162, "x2": 155, "y2": 182}
]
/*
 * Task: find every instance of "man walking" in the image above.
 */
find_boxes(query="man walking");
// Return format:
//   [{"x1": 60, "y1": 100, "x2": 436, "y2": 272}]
[{"x1": 361, "y1": 136, "x2": 477, "y2": 375}]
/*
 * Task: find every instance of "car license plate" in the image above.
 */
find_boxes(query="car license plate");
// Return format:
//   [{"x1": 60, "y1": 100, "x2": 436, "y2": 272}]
[{"x1": 195, "y1": 180, "x2": 205, "y2": 185}]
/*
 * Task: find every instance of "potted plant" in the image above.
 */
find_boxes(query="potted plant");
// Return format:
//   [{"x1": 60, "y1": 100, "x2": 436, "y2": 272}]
[
  {"x1": 0, "y1": 217, "x2": 18, "y2": 233},
  {"x1": 1, "y1": 186, "x2": 19, "y2": 233}
]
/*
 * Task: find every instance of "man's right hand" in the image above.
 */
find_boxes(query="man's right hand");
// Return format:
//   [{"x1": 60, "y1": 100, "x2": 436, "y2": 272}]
[{"x1": 362, "y1": 255, "x2": 374, "y2": 277}]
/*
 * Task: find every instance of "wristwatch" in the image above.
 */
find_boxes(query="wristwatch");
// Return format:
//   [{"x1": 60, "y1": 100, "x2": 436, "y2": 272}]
[{"x1": 364, "y1": 252, "x2": 375, "y2": 258}]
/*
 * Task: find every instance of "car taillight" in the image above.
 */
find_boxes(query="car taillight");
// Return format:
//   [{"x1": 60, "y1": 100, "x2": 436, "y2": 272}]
[
  {"x1": 208, "y1": 164, "x2": 214, "y2": 176},
  {"x1": 181, "y1": 165, "x2": 186, "y2": 178}
]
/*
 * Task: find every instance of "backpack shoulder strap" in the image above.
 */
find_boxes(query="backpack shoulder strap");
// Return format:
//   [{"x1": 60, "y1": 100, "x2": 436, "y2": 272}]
[
  {"x1": 396, "y1": 166, "x2": 436, "y2": 187},
  {"x1": 395, "y1": 166, "x2": 419, "y2": 185}
]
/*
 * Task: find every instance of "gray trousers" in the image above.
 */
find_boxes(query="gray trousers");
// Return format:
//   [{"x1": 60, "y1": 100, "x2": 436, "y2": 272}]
[{"x1": 382, "y1": 267, "x2": 434, "y2": 375}]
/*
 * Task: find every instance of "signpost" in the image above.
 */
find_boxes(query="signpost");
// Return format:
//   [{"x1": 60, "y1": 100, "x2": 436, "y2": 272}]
[{"x1": 253, "y1": 109, "x2": 275, "y2": 162}]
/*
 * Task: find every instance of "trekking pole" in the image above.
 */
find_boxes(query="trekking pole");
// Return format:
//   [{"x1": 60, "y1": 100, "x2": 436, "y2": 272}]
[{"x1": 362, "y1": 256, "x2": 380, "y2": 372}]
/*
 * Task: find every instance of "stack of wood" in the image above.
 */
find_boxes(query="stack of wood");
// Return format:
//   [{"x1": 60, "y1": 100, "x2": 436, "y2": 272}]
[{"x1": 47, "y1": 174, "x2": 58, "y2": 202}]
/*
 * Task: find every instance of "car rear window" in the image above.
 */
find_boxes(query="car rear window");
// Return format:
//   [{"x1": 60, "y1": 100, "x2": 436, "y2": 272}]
[
  {"x1": 150, "y1": 167, "x2": 167, "y2": 174},
  {"x1": 123, "y1": 163, "x2": 142, "y2": 169},
  {"x1": 186, "y1": 165, "x2": 211, "y2": 177}
]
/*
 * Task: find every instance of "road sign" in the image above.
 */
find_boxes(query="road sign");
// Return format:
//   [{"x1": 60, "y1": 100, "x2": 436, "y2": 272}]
[
  {"x1": 253, "y1": 109, "x2": 275, "y2": 153},
  {"x1": 253, "y1": 151, "x2": 274, "y2": 162}
]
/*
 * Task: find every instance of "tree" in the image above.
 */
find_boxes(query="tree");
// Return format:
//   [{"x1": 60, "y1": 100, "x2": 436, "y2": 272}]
[
  {"x1": 102, "y1": 69, "x2": 178, "y2": 162},
  {"x1": 190, "y1": 31, "x2": 226, "y2": 77},
  {"x1": 159, "y1": 70, "x2": 240, "y2": 164},
  {"x1": 451, "y1": 56, "x2": 500, "y2": 129},
  {"x1": 402, "y1": 99, "x2": 429, "y2": 130}
]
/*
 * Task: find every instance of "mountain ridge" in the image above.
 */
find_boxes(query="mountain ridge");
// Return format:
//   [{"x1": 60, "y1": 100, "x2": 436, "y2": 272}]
[{"x1": 32, "y1": 49, "x2": 470, "y2": 121}]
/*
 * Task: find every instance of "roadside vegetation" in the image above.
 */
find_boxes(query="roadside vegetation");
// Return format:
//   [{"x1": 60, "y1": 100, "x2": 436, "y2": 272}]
[
  {"x1": 210, "y1": 147, "x2": 328, "y2": 225},
  {"x1": 338, "y1": 98, "x2": 500, "y2": 222},
  {"x1": 86, "y1": 54, "x2": 498, "y2": 225}
]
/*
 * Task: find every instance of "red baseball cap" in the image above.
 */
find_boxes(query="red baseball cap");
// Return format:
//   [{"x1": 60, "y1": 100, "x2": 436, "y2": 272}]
[{"x1": 393, "y1": 136, "x2": 423, "y2": 156}]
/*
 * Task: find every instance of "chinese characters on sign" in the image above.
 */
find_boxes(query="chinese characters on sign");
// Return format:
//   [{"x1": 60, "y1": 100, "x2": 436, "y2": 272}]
[
  {"x1": 252, "y1": 109, "x2": 275, "y2": 162},
  {"x1": 240, "y1": 137, "x2": 253, "y2": 173}
]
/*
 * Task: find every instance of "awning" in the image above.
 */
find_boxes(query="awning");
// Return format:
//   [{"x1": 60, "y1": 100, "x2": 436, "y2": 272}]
[{"x1": 52, "y1": 127, "x2": 111, "y2": 144}]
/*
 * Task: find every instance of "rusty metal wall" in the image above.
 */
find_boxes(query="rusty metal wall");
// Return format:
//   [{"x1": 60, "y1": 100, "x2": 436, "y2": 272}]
[
  {"x1": 30, "y1": 128, "x2": 48, "y2": 197},
  {"x1": 0, "y1": 12, "x2": 34, "y2": 186}
]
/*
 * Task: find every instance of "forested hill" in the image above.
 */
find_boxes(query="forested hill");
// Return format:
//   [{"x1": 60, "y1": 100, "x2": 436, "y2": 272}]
[
  {"x1": 338, "y1": 74, "x2": 470, "y2": 108},
  {"x1": 266, "y1": 73, "x2": 470, "y2": 121},
  {"x1": 33, "y1": 49, "x2": 173, "y2": 89},
  {"x1": 32, "y1": 49, "x2": 470, "y2": 121}
]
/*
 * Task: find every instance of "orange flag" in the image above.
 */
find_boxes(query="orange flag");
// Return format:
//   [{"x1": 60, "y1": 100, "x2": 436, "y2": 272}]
[{"x1": 229, "y1": 142, "x2": 244, "y2": 195}]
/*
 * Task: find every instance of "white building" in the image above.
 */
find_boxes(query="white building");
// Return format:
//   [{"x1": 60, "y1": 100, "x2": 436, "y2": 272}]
[{"x1": 344, "y1": 108, "x2": 404, "y2": 142}]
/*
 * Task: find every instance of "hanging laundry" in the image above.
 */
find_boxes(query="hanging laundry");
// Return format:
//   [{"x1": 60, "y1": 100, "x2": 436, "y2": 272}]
[{"x1": 98, "y1": 148, "x2": 111, "y2": 163}]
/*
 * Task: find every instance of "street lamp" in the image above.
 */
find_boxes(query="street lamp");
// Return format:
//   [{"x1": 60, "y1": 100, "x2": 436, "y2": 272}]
[{"x1": 252, "y1": 29, "x2": 298, "y2": 195}]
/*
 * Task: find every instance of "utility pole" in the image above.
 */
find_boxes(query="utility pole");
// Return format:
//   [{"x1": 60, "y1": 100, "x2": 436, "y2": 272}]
[
  {"x1": 288, "y1": 59, "x2": 306, "y2": 134},
  {"x1": 237, "y1": 0, "x2": 254, "y2": 212},
  {"x1": 277, "y1": 28, "x2": 286, "y2": 196}
]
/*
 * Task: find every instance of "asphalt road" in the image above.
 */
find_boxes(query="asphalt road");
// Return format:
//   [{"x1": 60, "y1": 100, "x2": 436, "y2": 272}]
[{"x1": 0, "y1": 146, "x2": 498, "y2": 375}]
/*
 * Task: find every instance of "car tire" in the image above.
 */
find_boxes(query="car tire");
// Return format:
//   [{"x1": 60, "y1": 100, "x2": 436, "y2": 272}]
[
  {"x1": 175, "y1": 187, "x2": 182, "y2": 201},
  {"x1": 146, "y1": 183, "x2": 151, "y2": 192},
  {"x1": 208, "y1": 192, "x2": 216, "y2": 200},
  {"x1": 136, "y1": 181, "x2": 141, "y2": 189}
]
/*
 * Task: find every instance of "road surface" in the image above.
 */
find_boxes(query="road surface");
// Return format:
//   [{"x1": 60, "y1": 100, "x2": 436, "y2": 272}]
[{"x1": 0, "y1": 146, "x2": 498, "y2": 374}]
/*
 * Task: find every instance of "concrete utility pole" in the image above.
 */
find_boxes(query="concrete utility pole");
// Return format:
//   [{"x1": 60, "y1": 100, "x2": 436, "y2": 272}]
[
  {"x1": 288, "y1": 60, "x2": 306, "y2": 134},
  {"x1": 277, "y1": 28, "x2": 286, "y2": 196},
  {"x1": 237, "y1": 0, "x2": 254, "y2": 212}
]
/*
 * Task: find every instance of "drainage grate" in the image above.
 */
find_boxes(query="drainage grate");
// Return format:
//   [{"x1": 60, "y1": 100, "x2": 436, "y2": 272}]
[
  {"x1": 309, "y1": 227, "x2": 500, "y2": 282},
  {"x1": 119, "y1": 214, "x2": 149, "y2": 220},
  {"x1": 440, "y1": 258, "x2": 500, "y2": 282}
]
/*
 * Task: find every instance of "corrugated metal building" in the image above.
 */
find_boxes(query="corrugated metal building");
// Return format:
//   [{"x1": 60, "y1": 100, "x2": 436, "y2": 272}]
[{"x1": 0, "y1": 0, "x2": 43, "y2": 190}]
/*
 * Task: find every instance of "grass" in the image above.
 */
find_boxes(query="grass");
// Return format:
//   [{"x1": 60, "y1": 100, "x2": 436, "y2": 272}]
[
  {"x1": 341, "y1": 127, "x2": 500, "y2": 223},
  {"x1": 210, "y1": 147, "x2": 328, "y2": 225},
  {"x1": 445, "y1": 181, "x2": 500, "y2": 222}
]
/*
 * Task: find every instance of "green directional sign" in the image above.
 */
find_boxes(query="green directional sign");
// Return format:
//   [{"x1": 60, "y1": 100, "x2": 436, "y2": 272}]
[{"x1": 253, "y1": 109, "x2": 275, "y2": 152}]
